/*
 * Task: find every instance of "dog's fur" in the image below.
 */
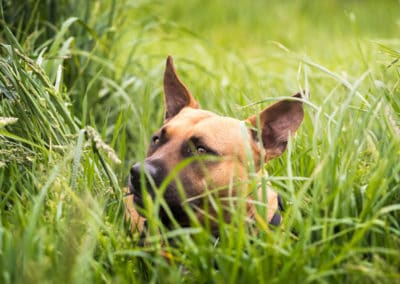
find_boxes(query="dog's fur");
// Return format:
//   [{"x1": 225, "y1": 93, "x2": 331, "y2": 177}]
[{"x1": 126, "y1": 56, "x2": 304, "y2": 234}]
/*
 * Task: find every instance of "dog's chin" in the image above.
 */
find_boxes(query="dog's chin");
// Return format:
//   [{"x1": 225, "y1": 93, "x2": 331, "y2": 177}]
[
  {"x1": 128, "y1": 186, "x2": 146, "y2": 214},
  {"x1": 132, "y1": 194, "x2": 196, "y2": 227},
  {"x1": 160, "y1": 203, "x2": 191, "y2": 228},
  {"x1": 133, "y1": 194, "x2": 145, "y2": 209},
  {"x1": 128, "y1": 179, "x2": 202, "y2": 227}
]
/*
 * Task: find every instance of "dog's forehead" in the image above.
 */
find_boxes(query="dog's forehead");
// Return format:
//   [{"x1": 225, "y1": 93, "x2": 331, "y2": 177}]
[
  {"x1": 167, "y1": 107, "x2": 217, "y2": 125},
  {"x1": 165, "y1": 107, "x2": 251, "y2": 152},
  {"x1": 166, "y1": 108, "x2": 242, "y2": 132}
]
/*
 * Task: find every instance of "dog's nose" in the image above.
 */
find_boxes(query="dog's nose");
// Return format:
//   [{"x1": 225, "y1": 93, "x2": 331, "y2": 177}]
[
  {"x1": 131, "y1": 163, "x2": 140, "y2": 176},
  {"x1": 129, "y1": 162, "x2": 159, "y2": 194},
  {"x1": 129, "y1": 163, "x2": 141, "y2": 194},
  {"x1": 130, "y1": 162, "x2": 158, "y2": 179},
  {"x1": 143, "y1": 162, "x2": 158, "y2": 177},
  {"x1": 130, "y1": 162, "x2": 141, "y2": 180}
]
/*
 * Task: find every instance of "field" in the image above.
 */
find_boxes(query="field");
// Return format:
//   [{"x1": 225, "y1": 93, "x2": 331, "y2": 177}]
[{"x1": 1, "y1": 0, "x2": 400, "y2": 283}]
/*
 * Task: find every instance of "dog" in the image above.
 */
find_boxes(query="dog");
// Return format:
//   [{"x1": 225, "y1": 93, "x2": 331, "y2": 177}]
[{"x1": 125, "y1": 56, "x2": 304, "y2": 235}]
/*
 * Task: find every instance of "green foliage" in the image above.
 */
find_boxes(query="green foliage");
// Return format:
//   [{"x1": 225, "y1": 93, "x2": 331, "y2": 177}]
[{"x1": 1, "y1": 0, "x2": 400, "y2": 283}]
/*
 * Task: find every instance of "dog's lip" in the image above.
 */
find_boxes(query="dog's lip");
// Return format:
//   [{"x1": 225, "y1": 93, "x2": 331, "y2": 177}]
[
  {"x1": 128, "y1": 184, "x2": 145, "y2": 207},
  {"x1": 133, "y1": 194, "x2": 144, "y2": 207},
  {"x1": 128, "y1": 187, "x2": 142, "y2": 201},
  {"x1": 127, "y1": 176, "x2": 142, "y2": 198}
]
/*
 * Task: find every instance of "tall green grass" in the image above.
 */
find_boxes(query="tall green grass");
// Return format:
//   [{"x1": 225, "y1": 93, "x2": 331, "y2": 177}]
[{"x1": 1, "y1": 0, "x2": 400, "y2": 283}]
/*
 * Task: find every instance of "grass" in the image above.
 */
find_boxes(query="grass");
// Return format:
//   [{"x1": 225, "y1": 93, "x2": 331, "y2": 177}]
[{"x1": 1, "y1": 0, "x2": 400, "y2": 282}]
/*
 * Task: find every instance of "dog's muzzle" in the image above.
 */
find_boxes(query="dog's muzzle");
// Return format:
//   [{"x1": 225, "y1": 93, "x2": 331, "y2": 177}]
[{"x1": 128, "y1": 161, "x2": 165, "y2": 206}]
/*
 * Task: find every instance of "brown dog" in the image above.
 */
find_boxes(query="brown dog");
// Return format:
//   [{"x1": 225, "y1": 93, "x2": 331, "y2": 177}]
[{"x1": 126, "y1": 56, "x2": 304, "y2": 235}]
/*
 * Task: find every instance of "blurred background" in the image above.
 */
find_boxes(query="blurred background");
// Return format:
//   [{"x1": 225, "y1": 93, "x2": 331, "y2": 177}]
[
  {"x1": 3, "y1": 0, "x2": 399, "y2": 172},
  {"x1": 1, "y1": 0, "x2": 399, "y2": 282}
]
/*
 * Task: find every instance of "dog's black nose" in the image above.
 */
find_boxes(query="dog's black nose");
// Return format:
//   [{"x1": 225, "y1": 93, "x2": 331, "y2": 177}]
[
  {"x1": 129, "y1": 162, "x2": 160, "y2": 195},
  {"x1": 129, "y1": 162, "x2": 142, "y2": 194},
  {"x1": 130, "y1": 162, "x2": 141, "y2": 180}
]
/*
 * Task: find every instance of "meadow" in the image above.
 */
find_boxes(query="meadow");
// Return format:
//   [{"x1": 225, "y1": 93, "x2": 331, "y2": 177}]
[{"x1": 1, "y1": 0, "x2": 400, "y2": 283}]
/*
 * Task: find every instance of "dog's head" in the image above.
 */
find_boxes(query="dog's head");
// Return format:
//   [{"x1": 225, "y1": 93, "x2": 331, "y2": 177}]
[{"x1": 129, "y1": 56, "x2": 304, "y2": 228}]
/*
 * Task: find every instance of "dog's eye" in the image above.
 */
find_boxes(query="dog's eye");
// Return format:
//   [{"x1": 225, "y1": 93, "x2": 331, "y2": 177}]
[
  {"x1": 152, "y1": 136, "x2": 160, "y2": 145},
  {"x1": 196, "y1": 146, "x2": 207, "y2": 154}
]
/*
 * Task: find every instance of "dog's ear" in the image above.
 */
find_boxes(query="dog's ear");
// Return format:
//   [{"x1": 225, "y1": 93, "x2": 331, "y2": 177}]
[
  {"x1": 248, "y1": 93, "x2": 304, "y2": 161},
  {"x1": 163, "y1": 56, "x2": 199, "y2": 120}
]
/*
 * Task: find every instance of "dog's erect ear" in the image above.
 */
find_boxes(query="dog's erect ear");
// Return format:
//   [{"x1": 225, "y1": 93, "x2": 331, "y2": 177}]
[
  {"x1": 248, "y1": 93, "x2": 304, "y2": 161},
  {"x1": 163, "y1": 56, "x2": 199, "y2": 120}
]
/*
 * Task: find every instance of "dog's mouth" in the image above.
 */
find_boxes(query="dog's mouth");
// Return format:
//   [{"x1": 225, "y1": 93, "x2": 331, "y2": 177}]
[
  {"x1": 133, "y1": 194, "x2": 144, "y2": 208},
  {"x1": 128, "y1": 173, "x2": 200, "y2": 227},
  {"x1": 127, "y1": 176, "x2": 144, "y2": 206}
]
